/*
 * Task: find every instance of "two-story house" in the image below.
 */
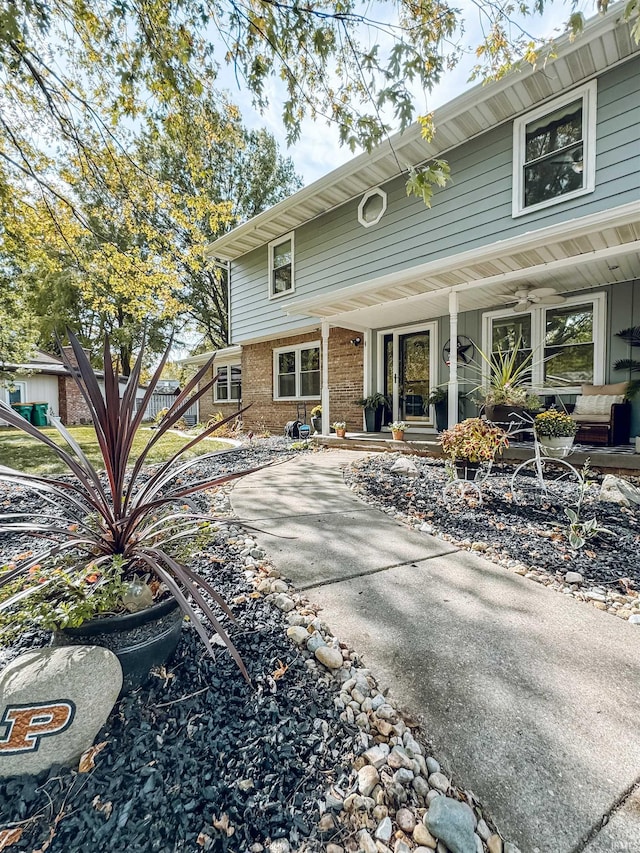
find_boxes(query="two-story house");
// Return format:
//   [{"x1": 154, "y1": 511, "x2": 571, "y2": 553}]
[{"x1": 198, "y1": 3, "x2": 640, "y2": 441}]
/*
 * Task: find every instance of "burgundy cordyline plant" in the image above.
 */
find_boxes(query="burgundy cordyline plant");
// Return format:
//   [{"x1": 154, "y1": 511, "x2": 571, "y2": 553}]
[{"x1": 0, "y1": 332, "x2": 258, "y2": 680}]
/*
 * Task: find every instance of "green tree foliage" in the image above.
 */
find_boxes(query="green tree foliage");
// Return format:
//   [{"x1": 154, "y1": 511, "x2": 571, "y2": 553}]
[{"x1": 2, "y1": 0, "x2": 637, "y2": 218}]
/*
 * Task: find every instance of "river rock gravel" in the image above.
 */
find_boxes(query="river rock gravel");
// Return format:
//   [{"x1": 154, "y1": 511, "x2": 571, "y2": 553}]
[
  {"x1": 0, "y1": 440, "x2": 510, "y2": 853},
  {"x1": 344, "y1": 453, "x2": 640, "y2": 619}
]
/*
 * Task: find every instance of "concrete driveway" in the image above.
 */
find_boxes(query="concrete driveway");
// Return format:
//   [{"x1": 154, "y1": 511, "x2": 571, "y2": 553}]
[{"x1": 231, "y1": 450, "x2": 640, "y2": 853}]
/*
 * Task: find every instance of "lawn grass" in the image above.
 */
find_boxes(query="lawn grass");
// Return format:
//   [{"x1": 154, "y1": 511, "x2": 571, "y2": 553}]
[{"x1": 0, "y1": 425, "x2": 230, "y2": 476}]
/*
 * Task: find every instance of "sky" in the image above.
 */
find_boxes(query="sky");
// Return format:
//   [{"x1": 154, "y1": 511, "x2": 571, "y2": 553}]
[{"x1": 213, "y1": 0, "x2": 586, "y2": 187}]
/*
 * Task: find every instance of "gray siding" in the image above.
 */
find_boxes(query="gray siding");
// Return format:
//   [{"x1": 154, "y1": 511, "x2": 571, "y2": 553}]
[
  {"x1": 403, "y1": 279, "x2": 640, "y2": 435},
  {"x1": 230, "y1": 58, "x2": 640, "y2": 342}
]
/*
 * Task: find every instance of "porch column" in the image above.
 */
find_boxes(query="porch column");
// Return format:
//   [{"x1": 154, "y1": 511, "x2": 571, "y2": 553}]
[
  {"x1": 321, "y1": 321, "x2": 330, "y2": 433},
  {"x1": 363, "y1": 329, "x2": 372, "y2": 431},
  {"x1": 448, "y1": 291, "x2": 459, "y2": 427}
]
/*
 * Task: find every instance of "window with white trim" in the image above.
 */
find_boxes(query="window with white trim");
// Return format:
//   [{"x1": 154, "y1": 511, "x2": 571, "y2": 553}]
[
  {"x1": 214, "y1": 363, "x2": 241, "y2": 402},
  {"x1": 482, "y1": 293, "x2": 605, "y2": 393},
  {"x1": 268, "y1": 233, "x2": 294, "y2": 297},
  {"x1": 7, "y1": 382, "x2": 26, "y2": 404},
  {"x1": 273, "y1": 342, "x2": 320, "y2": 400},
  {"x1": 512, "y1": 82, "x2": 596, "y2": 217}
]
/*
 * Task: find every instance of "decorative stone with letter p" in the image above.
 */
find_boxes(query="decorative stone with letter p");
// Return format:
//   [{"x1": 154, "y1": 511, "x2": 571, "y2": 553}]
[{"x1": 0, "y1": 645, "x2": 122, "y2": 779}]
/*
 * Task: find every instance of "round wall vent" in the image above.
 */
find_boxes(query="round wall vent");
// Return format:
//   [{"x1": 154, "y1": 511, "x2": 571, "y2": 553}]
[{"x1": 358, "y1": 187, "x2": 387, "y2": 228}]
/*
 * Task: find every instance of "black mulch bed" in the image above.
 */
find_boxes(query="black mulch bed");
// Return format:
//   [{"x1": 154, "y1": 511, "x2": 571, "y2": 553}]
[
  {"x1": 1, "y1": 443, "x2": 357, "y2": 853},
  {"x1": 345, "y1": 454, "x2": 640, "y2": 589}
]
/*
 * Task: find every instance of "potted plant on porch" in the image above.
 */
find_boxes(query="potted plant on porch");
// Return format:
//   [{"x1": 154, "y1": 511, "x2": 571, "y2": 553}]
[
  {"x1": 332, "y1": 421, "x2": 347, "y2": 438},
  {"x1": 439, "y1": 417, "x2": 509, "y2": 479},
  {"x1": 534, "y1": 408, "x2": 578, "y2": 458},
  {"x1": 472, "y1": 340, "x2": 541, "y2": 428},
  {"x1": 390, "y1": 420, "x2": 409, "y2": 441},
  {"x1": 355, "y1": 392, "x2": 390, "y2": 432},
  {"x1": 310, "y1": 404, "x2": 322, "y2": 434},
  {"x1": 0, "y1": 331, "x2": 256, "y2": 690},
  {"x1": 425, "y1": 387, "x2": 448, "y2": 431}
]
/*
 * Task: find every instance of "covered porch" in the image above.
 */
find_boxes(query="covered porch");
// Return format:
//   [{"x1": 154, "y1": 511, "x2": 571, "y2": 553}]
[{"x1": 290, "y1": 201, "x2": 640, "y2": 439}]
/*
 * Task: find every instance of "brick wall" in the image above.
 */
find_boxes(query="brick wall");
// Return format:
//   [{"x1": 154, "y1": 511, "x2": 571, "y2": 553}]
[
  {"x1": 236, "y1": 327, "x2": 365, "y2": 433},
  {"x1": 57, "y1": 346, "x2": 94, "y2": 425}
]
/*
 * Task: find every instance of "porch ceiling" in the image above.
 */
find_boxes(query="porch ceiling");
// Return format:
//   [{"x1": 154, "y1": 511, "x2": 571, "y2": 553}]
[{"x1": 287, "y1": 204, "x2": 640, "y2": 330}]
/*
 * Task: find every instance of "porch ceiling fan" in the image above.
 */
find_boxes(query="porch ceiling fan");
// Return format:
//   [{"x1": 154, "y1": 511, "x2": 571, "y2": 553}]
[{"x1": 501, "y1": 286, "x2": 566, "y2": 312}]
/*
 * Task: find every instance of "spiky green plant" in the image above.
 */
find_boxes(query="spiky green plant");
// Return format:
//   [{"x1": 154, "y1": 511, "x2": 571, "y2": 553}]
[
  {"x1": 614, "y1": 326, "x2": 640, "y2": 398},
  {"x1": 0, "y1": 331, "x2": 257, "y2": 680}
]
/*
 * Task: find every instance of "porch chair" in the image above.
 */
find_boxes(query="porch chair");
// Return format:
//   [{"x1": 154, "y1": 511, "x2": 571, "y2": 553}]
[{"x1": 568, "y1": 382, "x2": 631, "y2": 446}]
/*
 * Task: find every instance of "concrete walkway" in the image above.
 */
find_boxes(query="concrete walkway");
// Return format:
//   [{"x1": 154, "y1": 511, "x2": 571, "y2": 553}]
[{"x1": 231, "y1": 451, "x2": 640, "y2": 853}]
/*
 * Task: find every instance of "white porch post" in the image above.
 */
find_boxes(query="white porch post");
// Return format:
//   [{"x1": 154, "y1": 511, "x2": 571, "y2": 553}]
[
  {"x1": 362, "y1": 329, "x2": 371, "y2": 430},
  {"x1": 448, "y1": 292, "x2": 459, "y2": 427},
  {"x1": 321, "y1": 321, "x2": 330, "y2": 433}
]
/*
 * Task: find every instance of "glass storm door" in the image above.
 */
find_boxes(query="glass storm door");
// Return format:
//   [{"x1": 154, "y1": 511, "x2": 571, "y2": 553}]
[{"x1": 381, "y1": 324, "x2": 437, "y2": 427}]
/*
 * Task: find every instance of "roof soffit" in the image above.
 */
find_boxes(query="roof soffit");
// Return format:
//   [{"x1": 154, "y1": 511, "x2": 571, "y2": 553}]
[{"x1": 207, "y1": 6, "x2": 639, "y2": 261}]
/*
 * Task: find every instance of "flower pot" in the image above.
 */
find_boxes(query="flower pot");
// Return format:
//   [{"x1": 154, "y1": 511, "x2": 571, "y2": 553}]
[
  {"x1": 538, "y1": 435, "x2": 575, "y2": 458},
  {"x1": 364, "y1": 406, "x2": 384, "y2": 432},
  {"x1": 335, "y1": 428, "x2": 346, "y2": 438},
  {"x1": 391, "y1": 429, "x2": 405, "y2": 441},
  {"x1": 310, "y1": 416, "x2": 322, "y2": 435},
  {"x1": 485, "y1": 405, "x2": 532, "y2": 440},
  {"x1": 454, "y1": 460, "x2": 480, "y2": 481},
  {"x1": 53, "y1": 597, "x2": 183, "y2": 694},
  {"x1": 434, "y1": 400, "x2": 448, "y2": 432}
]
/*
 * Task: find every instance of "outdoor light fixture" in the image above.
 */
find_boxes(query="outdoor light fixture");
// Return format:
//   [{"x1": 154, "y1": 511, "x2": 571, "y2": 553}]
[{"x1": 350, "y1": 337, "x2": 362, "y2": 346}]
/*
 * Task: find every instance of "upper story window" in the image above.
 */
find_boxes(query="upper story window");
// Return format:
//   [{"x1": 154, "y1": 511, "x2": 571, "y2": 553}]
[
  {"x1": 268, "y1": 233, "x2": 294, "y2": 298},
  {"x1": 273, "y1": 341, "x2": 320, "y2": 400},
  {"x1": 215, "y1": 363, "x2": 241, "y2": 402},
  {"x1": 512, "y1": 82, "x2": 596, "y2": 217},
  {"x1": 482, "y1": 292, "x2": 605, "y2": 394}
]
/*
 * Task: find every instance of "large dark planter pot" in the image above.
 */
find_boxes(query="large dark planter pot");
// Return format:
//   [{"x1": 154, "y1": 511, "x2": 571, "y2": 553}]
[
  {"x1": 455, "y1": 460, "x2": 480, "y2": 481},
  {"x1": 364, "y1": 406, "x2": 384, "y2": 432},
  {"x1": 484, "y1": 404, "x2": 532, "y2": 439},
  {"x1": 53, "y1": 598, "x2": 183, "y2": 693},
  {"x1": 311, "y1": 416, "x2": 322, "y2": 434},
  {"x1": 434, "y1": 401, "x2": 448, "y2": 432}
]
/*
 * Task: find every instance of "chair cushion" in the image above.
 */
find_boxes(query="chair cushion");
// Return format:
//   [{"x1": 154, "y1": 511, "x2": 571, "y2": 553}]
[
  {"x1": 581, "y1": 382, "x2": 628, "y2": 396},
  {"x1": 573, "y1": 394, "x2": 624, "y2": 415},
  {"x1": 571, "y1": 413, "x2": 612, "y2": 423}
]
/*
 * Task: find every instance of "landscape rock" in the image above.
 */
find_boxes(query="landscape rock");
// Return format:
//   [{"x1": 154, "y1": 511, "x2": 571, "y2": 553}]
[
  {"x1": 388, "y1": 745, "x2": 415, "y2": 770},
  {"x1": 425, "y1": 796, "x2": 476, "y2": 853},
  {"x1": 273, "y1": 594, "x2": 295, "y2": 612},
  {"x1": 390, "y1": 457, "x2": 419, "y2": 477},
  {"x1": 428, "y1": 772, "x2": 450, "y2": 793},
  {"x1": 413, "y1": 823, "x2": 438, "y2": 848},
  {"x1": 564, "y1": 571, "x2": 584, "y2": 585},
  {"x1": 286, "y1": 626, "x2": 309, "y2": 645},
  {"x1": 364, "y1": 744, "x2": 389, "y2": 769},
  {"x1": 396, "y1": 807, "x2": 416, "y2": 833},
  {"x1": 375, "y1": 816, "x2": 393, "y2": 843},
  {"x1": 357, "y1": 829, "x2": 377, "y2": 853},
  {"x1": 358, "y1": 765, "x2": 380, "y2": 797},
  {"x1": 599, "y1": 475, "x2": 640, "y2": 506},
  {"x1": 629, "y1": 614, "x2": 640, "y2": 625},
  {"x1": 487, "y1": 834, "x2": 503, "y2": 853},
  {"x1": 0, "y1": 645, "x2": 122, "y2": 779},
  {"x1": 315, "y1": 646, "x2": 344, "y2": 670}
]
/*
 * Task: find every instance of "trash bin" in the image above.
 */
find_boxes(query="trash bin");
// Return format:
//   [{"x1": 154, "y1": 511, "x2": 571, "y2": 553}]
[
  {"x1": 11, "y1": 403, "x2": 34, "y2": 422},
  {"x1": 31, "y1": 402, "x2": 49, "y2": 426}
]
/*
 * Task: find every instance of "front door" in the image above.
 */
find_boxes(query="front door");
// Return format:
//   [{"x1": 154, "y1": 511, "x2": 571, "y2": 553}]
[{"x1": 380, "y1": 324, "x2": 437, "y2": 428}]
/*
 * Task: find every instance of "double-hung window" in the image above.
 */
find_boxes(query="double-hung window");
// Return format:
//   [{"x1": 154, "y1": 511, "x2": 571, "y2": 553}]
[
  {"x1": 273, "y1": 342, "x2": 320, "y2": 400},
  {"x1": 512, "y1": 82, "x2": 596, "y2": 216},
  {"x1": 214, "y1": 363, "x2": 241, "y2": 402},
  {"x1": 268, "y1": 233, "x2": 294, "y2": 297},
  {"x1": 483, "y1": 293, "x2": 605, "y2": 394}
]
